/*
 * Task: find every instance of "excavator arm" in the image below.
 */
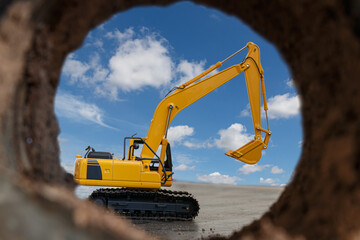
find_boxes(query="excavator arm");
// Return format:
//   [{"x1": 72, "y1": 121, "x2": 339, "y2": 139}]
[{"x1": 141, "y1": 42, "x2": 271, "y2": 164}]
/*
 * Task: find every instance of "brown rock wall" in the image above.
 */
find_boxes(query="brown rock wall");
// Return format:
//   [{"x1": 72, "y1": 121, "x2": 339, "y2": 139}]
[{"x1": 1, "y1": 0, "x2": 360, "y2": 239}]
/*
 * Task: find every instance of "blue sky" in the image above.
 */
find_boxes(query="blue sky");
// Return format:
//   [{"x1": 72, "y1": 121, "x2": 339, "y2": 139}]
[{"x1": 56, "y1": 2, "x2": 302, "y2": 186}]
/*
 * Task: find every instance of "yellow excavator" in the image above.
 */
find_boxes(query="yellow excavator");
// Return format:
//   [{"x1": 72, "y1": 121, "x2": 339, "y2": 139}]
[{"x1": 73, "y1": 42, "x2": 271, "y2": 220}]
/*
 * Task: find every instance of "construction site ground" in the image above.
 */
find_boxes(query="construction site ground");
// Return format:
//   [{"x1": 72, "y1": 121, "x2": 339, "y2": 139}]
[{"x1": 76, "y1": 182, "x2": 283, "y2": 240}]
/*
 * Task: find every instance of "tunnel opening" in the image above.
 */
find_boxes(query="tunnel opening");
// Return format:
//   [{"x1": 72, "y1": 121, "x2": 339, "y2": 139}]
[{"x1": 55, "y1": 2, "x2": 300, "y2": 238}]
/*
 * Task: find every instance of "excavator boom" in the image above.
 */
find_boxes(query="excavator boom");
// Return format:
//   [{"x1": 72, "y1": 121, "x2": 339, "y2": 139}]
[{"x1": 141, "y1": 42, "x2": 271, "y2": 164}]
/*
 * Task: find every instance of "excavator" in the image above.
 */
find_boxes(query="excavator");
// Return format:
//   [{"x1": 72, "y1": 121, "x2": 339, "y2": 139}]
[{"x1": 73, "y1": 42, "x2": 272, "y2": 220}]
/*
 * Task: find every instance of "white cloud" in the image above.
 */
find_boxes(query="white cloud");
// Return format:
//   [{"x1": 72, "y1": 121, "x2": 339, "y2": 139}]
[
  {"x1": 266, "y1": 93, "x2": 300, "y2": 119},
  {"x1": 88, "y1": 54, "x2": 109, "y2": 83},
  {"x1": 176, "y1": 60, "x2": 205, "y2": 85},
  {"x1": 240, "y1": 93, "x2": 300, "y2": 120},
  {"x1": 55, "y1": 92, "x2": 113, "y2": 129},
  {"x1": 197, "y1": 172, "x2": 242, "y2": 185},
  {"x1": 174, "y1": 59, "x2": 219, "y2": 87},
  {"x1": 97, "y1": 23, "x2": 105, "y2": 31},
  {"x1": 85, "y1": 39, "x2": 104, "y2": 51},
  {"x1": 240, "y1": 106, "x2": 250, "y2": 117},
  {"x1": 238, "y1": 164, "x2": 285, "y2": 175},
  {"x1": 260, "y1": 177, "x2": 279, "y2": 186},
  {"x1": 209, "y1": 13, "x2": 221, "y2": 21},
  {"x1": 106, "y1": 29, "x2": 173, "y2": 94},
  {"x1": 172, "y1": 152, "x2": 196, "y2": 165},
  {"x1": 286, "y1": 78, "x2": 294, "y2": 88},
  {"x1": 183, "y1": 140, "x2": 210, "y2": 149},
  {"x1": 167, "y1": 125, "x2": 194, "y2": 145},
  {"x1": 174, "y1": 164, "x2": 195, "y2": 171},
  {"x1": 61, "y1": 53, "x2": 111, "y2": 91},
  {"x1": 214, "y1": 123, "x2": 254, "y2": 151},
  {"x1": 105, "y1": 28, "x2": 135, "y2": 42},
  {"x1": 62, "y1": 55, "x2": 90, "y2": 84},
  {"x1": 62, "y1": 28, "x2": 174, "y2": 100},
  {"x1": 171, "y1": 123, "x2": 255, "y2": 152},
  {"x1": 271, "y1": 166, "x2": 284, "y2": 174},
  {"x1": 61, "y1": 28, "x2": 220, "y2": 101},
  {"x1": 238, "y1": 164, "x2": 271, "y2": 175}
]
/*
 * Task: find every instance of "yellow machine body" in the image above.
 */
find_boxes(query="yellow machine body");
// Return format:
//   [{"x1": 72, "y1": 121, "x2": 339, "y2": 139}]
[
  {"x1": 74, "y1": 158, "x2": 161, "y2": 189},
  {"x1": 74, "y1": 139, "x2": 173, "y2": 188},
  {"x1": 74, "y1": 42, "x2": 271, "y2": 190}
]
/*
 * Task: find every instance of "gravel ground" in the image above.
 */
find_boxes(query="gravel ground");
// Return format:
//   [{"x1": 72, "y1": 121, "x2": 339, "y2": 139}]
[{"x1": 76, "y1": 182, "x2": 283, "y2": 240}]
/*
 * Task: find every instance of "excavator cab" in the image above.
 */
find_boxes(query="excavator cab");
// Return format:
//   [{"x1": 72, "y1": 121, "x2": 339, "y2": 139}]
[
  {"x1": 123, "y1": 137, "x2": 173, "y2": 187},
  {"x1": 126, "y1": 138, "x2": 172, "y2": 170}
]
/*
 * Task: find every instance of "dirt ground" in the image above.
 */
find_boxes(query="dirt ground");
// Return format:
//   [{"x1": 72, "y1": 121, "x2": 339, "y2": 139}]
[{"x1": 76, "y1": 182, "x2": 283, "y2": 240}]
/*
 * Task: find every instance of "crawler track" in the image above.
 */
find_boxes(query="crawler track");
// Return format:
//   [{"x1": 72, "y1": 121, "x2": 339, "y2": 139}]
[{"x1": 89, "y1": 188, "x2": 200, "y2": 220}]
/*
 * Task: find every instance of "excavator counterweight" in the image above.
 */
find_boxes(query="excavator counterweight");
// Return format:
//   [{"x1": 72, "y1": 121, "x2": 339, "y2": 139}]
[{"x1": 73, "y1": 42, "x2": 272, "y2": 220}]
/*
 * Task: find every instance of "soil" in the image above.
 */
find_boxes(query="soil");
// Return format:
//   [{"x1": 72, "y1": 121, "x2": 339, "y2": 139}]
[{"x1": 75, "y1": 182, "x2": 283, "y2": 240}]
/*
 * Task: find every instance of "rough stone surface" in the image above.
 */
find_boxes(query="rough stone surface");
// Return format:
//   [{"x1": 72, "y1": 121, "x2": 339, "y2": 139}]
[
  {"x1": 0, "y1": 0, "x2": 360, "y2": 239},
  {"x1": 0, "y1": 171, "x2": 154, "y2": 240}
]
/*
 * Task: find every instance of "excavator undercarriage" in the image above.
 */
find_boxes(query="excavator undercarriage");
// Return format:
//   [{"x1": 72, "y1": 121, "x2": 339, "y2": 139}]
[{"x1": 90, "y1": 188, "x2": 199, "y2": 220}]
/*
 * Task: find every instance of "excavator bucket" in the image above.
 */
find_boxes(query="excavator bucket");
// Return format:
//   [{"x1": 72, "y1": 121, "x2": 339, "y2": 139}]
[{"x1": 225, "y1": 139, "x2": 264, "y2": 165}]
